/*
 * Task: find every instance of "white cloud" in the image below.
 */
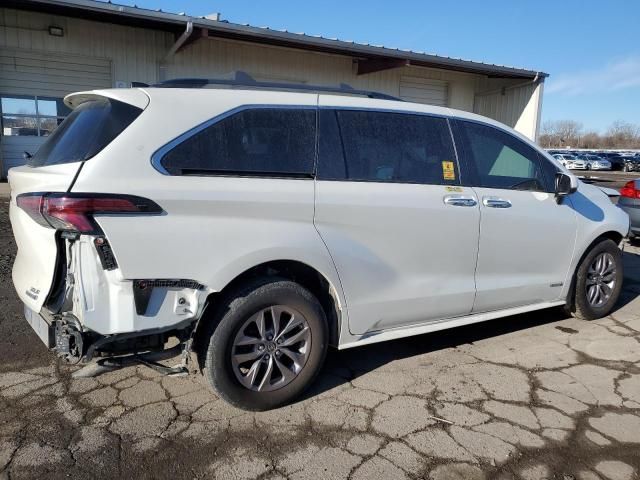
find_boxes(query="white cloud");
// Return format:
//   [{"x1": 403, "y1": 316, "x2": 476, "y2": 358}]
[{"x1": 546, "y1": 56, "x2": 640, "y2": 96}]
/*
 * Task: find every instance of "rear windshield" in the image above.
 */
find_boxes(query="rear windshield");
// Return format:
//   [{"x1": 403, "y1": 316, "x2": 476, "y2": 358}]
[{"x1": 29, "y1": 98, "x2": 142, "y2": 167}]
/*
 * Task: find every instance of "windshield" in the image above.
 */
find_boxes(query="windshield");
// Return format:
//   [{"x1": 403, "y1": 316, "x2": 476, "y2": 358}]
[
  {"x1": 29, "y1": 98, "x2": 142, "y2": 167},
  {"x1": 564, "y1": 155, "x2": 576, "y2": 160}
]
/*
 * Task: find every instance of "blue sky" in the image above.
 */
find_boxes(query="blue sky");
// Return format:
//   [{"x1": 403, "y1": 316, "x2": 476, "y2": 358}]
[{"x1": 132, "y1": 0, "x2": 639, "y2": 133}]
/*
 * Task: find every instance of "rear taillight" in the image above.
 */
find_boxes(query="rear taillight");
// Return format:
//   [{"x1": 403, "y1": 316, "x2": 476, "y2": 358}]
[
  {"x1": 620, "y1": 181, "x2": 640, "y2": 199},
  {"x1": 16, "y1": 193, "x2": 163, "y2": 234}
]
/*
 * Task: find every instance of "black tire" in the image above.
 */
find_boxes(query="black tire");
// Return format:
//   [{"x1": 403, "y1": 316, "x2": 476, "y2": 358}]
[
  {"x1": 570, "y1": 239, "x2": 623, "y2": 320},
  {"x1": 202, "y1": 277, "x2": 328, "y2": 411}
]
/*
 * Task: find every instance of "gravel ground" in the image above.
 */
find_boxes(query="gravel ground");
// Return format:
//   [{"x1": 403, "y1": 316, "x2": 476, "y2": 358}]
[{"x1": 1, "y1": 191, "x2": 640, "y2": 480}]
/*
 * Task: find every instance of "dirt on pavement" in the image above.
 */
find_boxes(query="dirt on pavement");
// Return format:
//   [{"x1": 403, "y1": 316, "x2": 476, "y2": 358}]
[{"x1": 1, "y1": 192, "x2": 640, "y2": 480}]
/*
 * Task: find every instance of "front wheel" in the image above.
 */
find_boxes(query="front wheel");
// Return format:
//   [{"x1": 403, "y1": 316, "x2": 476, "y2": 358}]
[
  {"x1": 202, "y1": 278, "x2": 328, "y2": 411},
  {"x1": 569, "y1": 239, "x2": 623, "y2": 320}
]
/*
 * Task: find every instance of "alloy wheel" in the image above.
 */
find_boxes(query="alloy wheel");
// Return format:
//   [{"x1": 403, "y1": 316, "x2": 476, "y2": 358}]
[
  {"x1": 230, "y1": 305, "x2": 312, "y2": 392},
  {"x1": 585, "y1": 252, "x2": 616, "y2": 308}
]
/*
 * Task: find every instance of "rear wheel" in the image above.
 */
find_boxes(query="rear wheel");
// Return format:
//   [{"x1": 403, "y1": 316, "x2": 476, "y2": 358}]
[
  {"x1": 569, "y1": 239, "x2": 623, "y2": 320},
  {"x1": 202, "y1": 278, "x2": 328, "y2": 411}
]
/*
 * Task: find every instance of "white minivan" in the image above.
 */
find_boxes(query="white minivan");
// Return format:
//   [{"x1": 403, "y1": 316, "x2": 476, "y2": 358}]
[{"x1": 9, "y1": 79, "x2": 629, "y2": 410}]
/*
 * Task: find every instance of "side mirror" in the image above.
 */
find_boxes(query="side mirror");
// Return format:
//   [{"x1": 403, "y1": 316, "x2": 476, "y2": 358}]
[{"x1": 555, "y1": 172, "x2": 578, "y2": 198}]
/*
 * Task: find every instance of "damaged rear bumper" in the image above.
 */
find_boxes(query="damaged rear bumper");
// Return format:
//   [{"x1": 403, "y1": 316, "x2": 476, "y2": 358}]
[
  {"x1": 20, "y1": 231, "x2": 212, "y2": 366},
  {"x1": 24, "y1": 303, "x2": 199, "y2": 365}
]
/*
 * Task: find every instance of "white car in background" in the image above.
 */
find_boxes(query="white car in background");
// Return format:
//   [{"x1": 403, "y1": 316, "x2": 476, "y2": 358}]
[
  {"x1": 8, "y1": 79, "x2": 630, "y2": 410},
  {"x1": 581, "y1": 155, "x2": 611, "y2": 171},
  {"x1": 553, "y1": 154, "x2": 587, "y2": 170}
]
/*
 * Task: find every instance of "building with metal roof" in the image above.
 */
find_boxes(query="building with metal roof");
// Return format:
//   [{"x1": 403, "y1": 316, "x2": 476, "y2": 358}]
[{"x1": 0, "y1": 0, "x2": 548, "y2": 177}]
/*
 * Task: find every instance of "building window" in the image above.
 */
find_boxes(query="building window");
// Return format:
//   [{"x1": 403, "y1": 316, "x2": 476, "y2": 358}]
[{"x1": 1, "y1": 95, "x2": 71, "y2": 137}]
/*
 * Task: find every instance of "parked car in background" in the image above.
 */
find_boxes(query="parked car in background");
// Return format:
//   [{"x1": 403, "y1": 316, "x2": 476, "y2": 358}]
[
  {"x1": 619, "y1": 180, "x2": 640, "y2": 239},
  {"x1": 582, "y1": 154, "x2": 611, "y2": 171},
  {"x1": 554, "y1": 154, "x2": 586, "y2": 170},
  {"x1": 620, "y1": 156, "x2": 640, "y2": 172},
  {"x1": 8, "y1": 82, "x2": 630, "y2": 410},
  {"x1": 600, "y1": 152, "x2": 637, "y2": 172}
]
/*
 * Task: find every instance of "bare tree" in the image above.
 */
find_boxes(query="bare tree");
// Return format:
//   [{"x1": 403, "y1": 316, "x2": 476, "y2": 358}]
[
  {"x1": 554, "y1": 120, "x2": 583, "y2": 147},
  {"x1": 607, "y1": 121, "x2": 640, "y2": 149},
  {"x1": 581, "y1": 131, "x2": 601, "y2": 149},
  {"x1": 539, "y1": 121, "x2": 558, "y2": 148},
  {"x1": 538, "y1": 119, "x2": 640, "y2": 149}
]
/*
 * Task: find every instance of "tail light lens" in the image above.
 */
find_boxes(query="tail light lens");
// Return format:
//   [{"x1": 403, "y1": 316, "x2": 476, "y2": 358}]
[
  {"x1": 620, "y1": 181, "x2": 640, "y2": 199},
  {"x1": 16, "y1": 193, "x2": 163, "y2": 234}
]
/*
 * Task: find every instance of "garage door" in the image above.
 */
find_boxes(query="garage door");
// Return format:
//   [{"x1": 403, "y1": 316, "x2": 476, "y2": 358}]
[
  {"x1": 0, "y1": 48, "x2": 112, "y2": 178},
  {"x1": 399, "y1": 76, "x2": 449, "y2": 107}
]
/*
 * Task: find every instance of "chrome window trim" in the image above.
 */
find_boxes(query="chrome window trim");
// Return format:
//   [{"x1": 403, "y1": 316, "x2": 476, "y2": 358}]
[{"x1": 150, "y1": 104, "x2": 317, "y2": 176}]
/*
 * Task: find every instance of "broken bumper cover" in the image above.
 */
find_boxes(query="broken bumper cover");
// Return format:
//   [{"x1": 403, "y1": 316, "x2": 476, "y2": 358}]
[
  {"x1": 23, "y1": 303, "x2": 198, "y2": 364},
  {"x1": 24, "y1": 304, "x2": 54, "y2": 348}
]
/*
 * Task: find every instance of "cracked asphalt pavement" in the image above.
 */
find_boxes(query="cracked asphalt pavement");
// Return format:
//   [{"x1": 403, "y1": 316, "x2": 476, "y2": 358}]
[{"x1": 1, "y1": 192, "x2": 640, "y2": 480}]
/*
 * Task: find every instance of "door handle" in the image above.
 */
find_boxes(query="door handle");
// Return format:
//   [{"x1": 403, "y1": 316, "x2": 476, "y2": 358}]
[
  {"x1": 482, "y1": 197, "x2": 512, "y2": 208},
  {"x1": 443, "y1": 195, "x2": 477, "y2": 207}
]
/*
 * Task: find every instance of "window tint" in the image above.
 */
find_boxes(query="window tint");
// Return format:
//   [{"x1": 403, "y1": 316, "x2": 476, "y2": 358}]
[
  {"x1": 161, "y1": 108, "x2": 316, "y2": 176},
  {"x1": 455, "y1": 120, "x2": 554, "y2": 192},
  {"x1": 29, "y1": 99, "x2": 142, "y2": 167},
  {"x1": 318, "y1": 109, "x2": 459, "y2": 185}
]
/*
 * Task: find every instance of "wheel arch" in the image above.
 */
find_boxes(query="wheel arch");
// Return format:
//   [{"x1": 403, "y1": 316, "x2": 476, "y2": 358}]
[
  {"x1": 563, "y1": 230, "x2": 625, "y2": 312},
  {"x1": 192, "y1": 259, "x2": 344, "y2": 356},
  {"x1": 574, "y1": 230, "x2": 624, "y2": 279}
]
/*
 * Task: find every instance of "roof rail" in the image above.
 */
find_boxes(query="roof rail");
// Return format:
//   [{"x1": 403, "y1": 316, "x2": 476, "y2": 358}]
[{"x1": 151, "y1": 71, "x2": 402, "y2": 101}]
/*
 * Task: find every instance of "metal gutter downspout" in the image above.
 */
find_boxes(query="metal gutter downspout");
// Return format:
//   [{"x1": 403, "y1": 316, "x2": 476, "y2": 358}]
[{"x1": 165, "y1": 19, "x2": 194, "y2": 60}]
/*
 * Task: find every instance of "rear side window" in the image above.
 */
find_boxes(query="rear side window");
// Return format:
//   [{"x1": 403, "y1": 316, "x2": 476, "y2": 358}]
[
  {"x1": 161, "y1": 108, "x2": 316, "y2": 176},
  {"x1": 454, "y1": 120, "x2": 555, "y2": 192},
  {"x1": 318, "y1": 109, "x2": 459, "y2": 185},
  {"x1": 29, "y1": 99, "x2": 142, "y2": 167}
]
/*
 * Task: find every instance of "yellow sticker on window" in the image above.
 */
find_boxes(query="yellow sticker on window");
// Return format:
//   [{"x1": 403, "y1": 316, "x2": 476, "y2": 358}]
[{"x1": 442, "y1": 161, "x2": 456, "y2": 180}]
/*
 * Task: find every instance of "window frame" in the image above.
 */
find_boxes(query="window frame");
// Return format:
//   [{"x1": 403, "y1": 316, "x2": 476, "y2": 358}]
[
  {"x1": 316, "y1": 106, "x2": 464, "y2": 187},
  {"x1": 153, "y1": 104, "x2": 318, "y2": 179},
  {"x1": 450, "y1": 118, "x2": 557, "y2": 193},
  {"x1": 1, "y1": 94, "x2": 69, "y2": 137}
]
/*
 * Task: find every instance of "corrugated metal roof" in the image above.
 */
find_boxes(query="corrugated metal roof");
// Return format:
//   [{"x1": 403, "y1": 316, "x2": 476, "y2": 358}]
[{"x1": 11, "y1": 0, "x2": 548, "y2": 79}]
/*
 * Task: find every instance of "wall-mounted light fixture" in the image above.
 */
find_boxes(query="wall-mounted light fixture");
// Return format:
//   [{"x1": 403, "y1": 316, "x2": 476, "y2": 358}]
[{"x1": 48, "y1": 26, "x2": 64, "y2": 37}]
